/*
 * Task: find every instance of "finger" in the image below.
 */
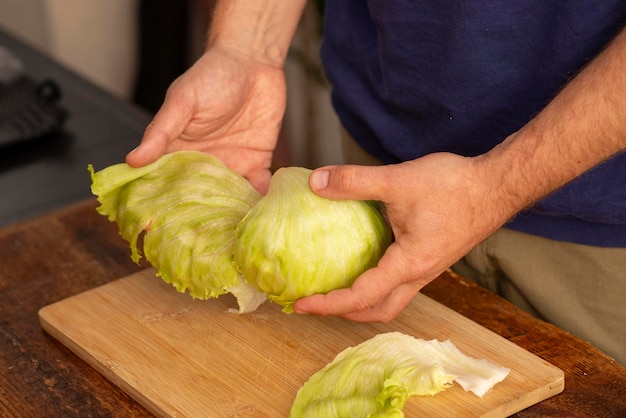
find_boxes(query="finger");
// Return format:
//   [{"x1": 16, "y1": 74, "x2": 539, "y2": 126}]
[
  {"x1": 246, "y1": 168, "x2": 272, "y2": 195},
  {"x1": 294, "y1": 244, "x2": 421, "y2": 320},
  {"x1": 125, "y1": 94, "x2": 194, "y2": 167},
  {"x1": 308, "y1": 164, "x2": 393, "y2": 202},
  {"x1": 294, "y1": 278, "x2": 419, "y2": 323},
  {"x1": 340, "y1": 280, "x2": 423, "y2": 322}
]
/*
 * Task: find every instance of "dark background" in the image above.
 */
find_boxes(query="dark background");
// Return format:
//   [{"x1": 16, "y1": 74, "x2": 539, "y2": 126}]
[{"x1": 0, "y1": 0, "x2": 213, "y2": 227}]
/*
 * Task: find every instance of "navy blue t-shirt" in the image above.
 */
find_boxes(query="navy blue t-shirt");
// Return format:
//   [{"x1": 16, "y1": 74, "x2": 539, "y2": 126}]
[{"x1": 321, "y1": 0, "x2": 626, "y2": 247}]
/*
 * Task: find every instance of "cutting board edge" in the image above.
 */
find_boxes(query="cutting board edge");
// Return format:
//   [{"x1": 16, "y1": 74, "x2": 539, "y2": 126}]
[{"x1": 488, "y1": 372, "x2": 565, "y2": 418}]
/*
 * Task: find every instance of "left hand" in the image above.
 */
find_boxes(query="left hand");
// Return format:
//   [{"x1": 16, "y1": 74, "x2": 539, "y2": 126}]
[
  {"x1": 125, "y1": 46, "x2": 286, "y2": 193},
  {"x1": 293, "y1": 152, "x2": 511, "y2": 322}
]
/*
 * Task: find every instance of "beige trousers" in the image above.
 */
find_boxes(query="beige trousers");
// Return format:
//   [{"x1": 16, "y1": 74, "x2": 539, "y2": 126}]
[
  {"x1": 453, "y1": 229, "x2": 626, "y2": 365},
  {"x1": 341, "y1": 129, "x2": 626, "y2": 365}
]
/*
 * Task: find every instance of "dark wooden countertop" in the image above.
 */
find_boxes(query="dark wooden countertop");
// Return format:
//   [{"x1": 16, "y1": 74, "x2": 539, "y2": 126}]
[{"x1": 1, "y1": 199, "x2": 624, "y2": 417}]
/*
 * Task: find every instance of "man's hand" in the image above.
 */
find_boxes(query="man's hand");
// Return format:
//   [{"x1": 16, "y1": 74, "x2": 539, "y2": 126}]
[
  {"x1": 126, "y1": 47, "x2": 285, "y2": 193},
  {"x1": 294, "y1": 153, "x2": 509, "y2": 322},
  {"x1": 125, "y1": 0, "x2": 306, "y2": 193}
]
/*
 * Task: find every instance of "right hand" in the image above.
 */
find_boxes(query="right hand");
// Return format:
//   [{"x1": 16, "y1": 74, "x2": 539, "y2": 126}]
[
  {"x1": 295, "y1": 153, "x2": 514, "y2": 322},
  {"x1": 125, "y1": 46, "x2": 287, "y2": 193}
]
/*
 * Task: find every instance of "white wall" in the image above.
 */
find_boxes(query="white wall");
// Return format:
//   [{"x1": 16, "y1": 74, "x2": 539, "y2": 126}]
[{"x1": 0, "y1": 0, "x2": 138, "y2": 99}]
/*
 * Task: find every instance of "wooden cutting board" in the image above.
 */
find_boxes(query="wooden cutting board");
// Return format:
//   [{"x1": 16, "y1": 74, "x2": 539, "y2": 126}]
[{"x1": 39, "y1": 269, "x2": 563, "y2": 417}]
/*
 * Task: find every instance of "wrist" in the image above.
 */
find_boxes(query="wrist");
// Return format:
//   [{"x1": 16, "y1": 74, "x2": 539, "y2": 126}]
[
  {"x1": 207, "y1": 0, "x2": 306, "y2": 68},
  {"x1": 471, "y1": 134, "x2": 540, "y2": 227}
]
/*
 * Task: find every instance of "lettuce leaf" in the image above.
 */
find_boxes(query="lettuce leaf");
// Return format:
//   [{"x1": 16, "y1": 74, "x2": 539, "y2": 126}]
[
  {"x1": 290, "y1": 332, "x2": 510, "y2": 417},
  {"x1": 89, "y1": 151, "x2": 266, "y2": 312}
]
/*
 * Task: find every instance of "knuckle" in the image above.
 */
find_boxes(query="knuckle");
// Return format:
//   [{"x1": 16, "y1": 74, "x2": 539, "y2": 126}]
[
  {"x1": 352, "y1": 296, "x2": 373, "y2": 313},
  {"x1": 334, "y1": 166, "x2": 357, "y2": 191},
  {"x1": 376, "y1": 311, "x2": 396, "y2": 323}
]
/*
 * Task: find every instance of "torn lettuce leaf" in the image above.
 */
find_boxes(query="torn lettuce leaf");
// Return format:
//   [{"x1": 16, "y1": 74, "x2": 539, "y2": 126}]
[
  {"x1": 290, "y1": 332, "x2": 510, "y2": 417},
  {"x1": 89, "y1": 151, "x2": 265, "y2": 312}
]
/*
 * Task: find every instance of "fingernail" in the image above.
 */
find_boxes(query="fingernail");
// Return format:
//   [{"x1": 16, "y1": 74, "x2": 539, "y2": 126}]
[
  {"x1": 293, "y1": 301, "x2": 309, "y2": 315},
  {"x1": 293, "y1": 306, "x2": 309, "y2": 315},
  {"x1": 310, "y1": 170, "x2": 329, "y2": 190}
]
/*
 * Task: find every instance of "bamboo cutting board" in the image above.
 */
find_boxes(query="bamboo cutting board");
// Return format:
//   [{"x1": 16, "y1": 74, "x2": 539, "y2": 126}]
[{"x1": 39, "y1": 269, "x2": 563, "y2": 417}]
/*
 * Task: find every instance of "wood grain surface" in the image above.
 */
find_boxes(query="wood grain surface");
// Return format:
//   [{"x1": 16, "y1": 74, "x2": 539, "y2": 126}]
[{"x1": 40, "y1": 269, "x2": 563, "y2": 417}]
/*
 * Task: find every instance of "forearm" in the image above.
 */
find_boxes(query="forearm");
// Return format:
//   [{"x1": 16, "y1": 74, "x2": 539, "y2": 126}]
[
  {"x1": 207, "y1": 0, "x2": 308, "y2": 68},
  {"x1": 479, "y1": 27, "x2": 626, "y2": 223}
]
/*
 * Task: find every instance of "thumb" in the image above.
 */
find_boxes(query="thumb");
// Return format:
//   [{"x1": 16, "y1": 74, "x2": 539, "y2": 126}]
[
  {"x1": 308, "y1": 164, "x2": 387, "y2": 201},
  {"x1": 125, "y1": 97, "x2": 193, "y2": 167}
]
